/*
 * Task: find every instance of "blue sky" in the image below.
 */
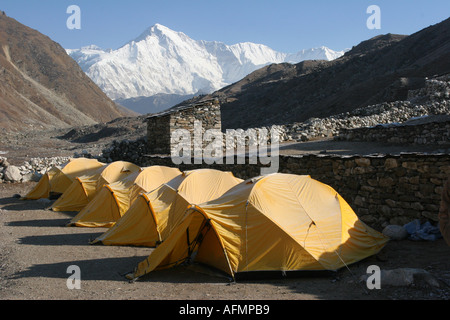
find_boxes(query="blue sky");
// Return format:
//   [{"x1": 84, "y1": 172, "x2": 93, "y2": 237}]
[{"x1": 1, "y1": 1, "x2": 449, "y2": 53}]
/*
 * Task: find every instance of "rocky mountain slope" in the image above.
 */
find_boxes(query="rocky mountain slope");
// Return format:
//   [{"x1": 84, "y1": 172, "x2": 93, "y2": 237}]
[
  {"x1": 181, "y1": 18, "x2": 450, "y2": 130},
  {"x1": 0, "y1": 13, "x2": 136, "y2": 133}
]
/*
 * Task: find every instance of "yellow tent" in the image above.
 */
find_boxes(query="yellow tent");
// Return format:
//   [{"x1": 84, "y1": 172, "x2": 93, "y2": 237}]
[
  {"x1": 126, "y1": 173, "x2": 389, "y2": 281},
  {"x1": 93, "y1": 169, "x2": 243, "y2": 247},
  {"x1": 51, "y1": 161, "x2": 141, "y2": 212},
  {"x1": 67, "y1": 166, "x2": 182, "y2": 228},
  {"x1": 22, "y1": 158, "x2": 105, "y2": 200}
]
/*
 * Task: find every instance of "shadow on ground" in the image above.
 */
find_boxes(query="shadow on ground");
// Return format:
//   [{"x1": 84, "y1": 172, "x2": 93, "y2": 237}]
[
  {"x1": 17, "y1": 232, "x2": 105, "y2": 246},
  {"x1": 10, "y1": 256, "x2": 149, "y2": 282}
]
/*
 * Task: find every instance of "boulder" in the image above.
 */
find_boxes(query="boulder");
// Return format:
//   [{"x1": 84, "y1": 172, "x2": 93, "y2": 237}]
[
  {"x1": 382, "y1": 224, "x2": 408, "y2": 240},
  {"x1": 361, "y1": 268, "x2": 441, "y2": 288},
  {"x1": 3, "y1": 165, "x2": 22, "y2": 182},
  {"x1": 0, "y1": 158, "x2": 9, "y2": 168}
]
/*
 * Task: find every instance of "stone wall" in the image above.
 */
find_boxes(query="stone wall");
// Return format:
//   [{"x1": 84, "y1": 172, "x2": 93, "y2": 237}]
[
  {"x1": 133, "y1": 153, "x2": 449, "y2": 229},
  {"x1": 147, "y1": 100, "x2": 221, "y2": 155},
  {"x1": 336, "y1": 118, "x2": 450, "y2": 146},
  {"x1": 408, "y1": 75, "x2": 450, "y2": 102},
  {"x1": 147, "y1": 114, "x2": 171, "y2": 154}
]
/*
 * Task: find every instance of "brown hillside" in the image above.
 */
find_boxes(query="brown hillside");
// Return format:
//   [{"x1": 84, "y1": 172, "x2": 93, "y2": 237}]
[
  {"x1": 180, "y1": 18, "x2": 450, "y2": 130},
  {"x1": 0, "y1": 13, "x2": 135, "y2": 133}
]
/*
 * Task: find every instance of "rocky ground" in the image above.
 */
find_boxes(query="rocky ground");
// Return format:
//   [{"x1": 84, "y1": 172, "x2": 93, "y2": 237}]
[{"x1": 0, "y1": 114, "x2": 148, "y2": 165}]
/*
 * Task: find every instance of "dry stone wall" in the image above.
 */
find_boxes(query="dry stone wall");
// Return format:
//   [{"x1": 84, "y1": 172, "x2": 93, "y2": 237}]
[
  {"x1": 336, "y1": 118, "x2": 450, "y2": 146},
  {"x1": 280, "y1": 99, "x2": 450, "y2": 143},
  {"x1": 147, "y1": 100, "x2": 221, "y2": 155},
  {"x1": 134, "y1": 153, "x2": 449, "y2": 229}
]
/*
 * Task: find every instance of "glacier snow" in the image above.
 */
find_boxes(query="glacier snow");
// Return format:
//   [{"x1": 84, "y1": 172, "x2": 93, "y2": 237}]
[{"x1": 67, "y1": 24, "x2": 347, "y2": 100}]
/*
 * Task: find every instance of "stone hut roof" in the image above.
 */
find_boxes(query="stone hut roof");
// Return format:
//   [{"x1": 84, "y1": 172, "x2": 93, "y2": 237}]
[{"x1": 146, "y1": 99, "x2": 219, "y2": 119}]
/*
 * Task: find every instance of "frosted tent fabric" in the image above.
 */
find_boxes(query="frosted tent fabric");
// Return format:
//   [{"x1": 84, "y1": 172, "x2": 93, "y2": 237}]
[
  {"x1": 51, "y1": 161, "x2": 140, "y2": 212},
  {"x1": 67, "y1": 166, "x2": 182, "y2": 228},
  {"x1": 22, "y1": 158, "x2": 105, "y2": 200},
  {"x1": 93, "y1": 169, "x2": 243, "y2": 247},
  {"x1": 128, "y1": 174, "x2": 389, "y2": 280}
]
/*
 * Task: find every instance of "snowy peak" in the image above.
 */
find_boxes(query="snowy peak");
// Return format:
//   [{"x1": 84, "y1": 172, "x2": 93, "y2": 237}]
[
  {"x1": 132, "y1": 23, "x2": 187, "y2": 44},
  {"x1": 285, "y1": 46, "x2": 348, "y2": 63},
  {"x1": 229, "y1": 42, "x2": 286, "y2": 65},
  {"x1": 68, "y1": 24, "x2": 347, "y2": 100}
]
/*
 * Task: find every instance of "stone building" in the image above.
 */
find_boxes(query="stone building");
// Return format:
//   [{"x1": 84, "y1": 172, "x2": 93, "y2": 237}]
[{"x1": 146, "y1": 99, "x2": 222, "y2": 155}]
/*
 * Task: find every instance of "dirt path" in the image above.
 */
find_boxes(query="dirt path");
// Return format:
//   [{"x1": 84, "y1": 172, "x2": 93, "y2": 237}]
[{"x1": 1, "y1": 182, "x2": 449, "y2": 302}]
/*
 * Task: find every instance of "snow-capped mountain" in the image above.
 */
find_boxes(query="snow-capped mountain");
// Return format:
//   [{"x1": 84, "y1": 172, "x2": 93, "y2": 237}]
[{"x1": 67, "y1": 24, "x2": 347, "y2": 100}]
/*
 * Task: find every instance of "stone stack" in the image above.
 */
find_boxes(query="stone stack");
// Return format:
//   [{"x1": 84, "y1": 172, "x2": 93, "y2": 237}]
[
  {"x1": 337, "y1": 117, "x2": 450, "y2": 146},
  {"x1": 408, "y1": 75, "x2": 450, "y2": 102},
  {"x1": 100, "y1": 138, "x2": 148, "y2": 164},
  {"x1": 0, "y1": 156, "x2": 71, "y2": 183},
  {"x1": 288, "y1": 99, "x2": 449, "y2": 142},
  {"x1": 147, "y1": 100, "x2": 221, "y2": 155}
]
